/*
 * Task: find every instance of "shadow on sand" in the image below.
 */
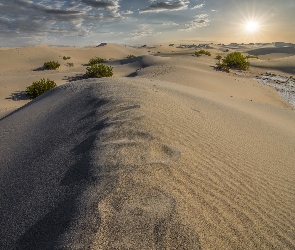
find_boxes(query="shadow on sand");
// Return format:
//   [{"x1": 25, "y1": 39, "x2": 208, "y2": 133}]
[
  {"x1": 6, "y1": 91, "x2": 30, "y2": 101},
  {"x1": 248, "y1": 46, "x2": 295, "y2": 56}
]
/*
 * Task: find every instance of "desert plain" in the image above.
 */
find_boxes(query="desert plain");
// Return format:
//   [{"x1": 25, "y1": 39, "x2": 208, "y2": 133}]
[{"x1": 0, "y1": 42, "x2": 295, "y2": 249}]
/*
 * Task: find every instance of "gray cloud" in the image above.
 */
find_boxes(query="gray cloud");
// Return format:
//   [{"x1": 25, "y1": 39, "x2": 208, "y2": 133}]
[
  {"x1": 81, "y1": 0, "x2": 119, "y2": 9},
  {"x1": 45, "y1": 9, "x2": 81, "y2": 14},
  {"x1": 0, "y1": 0, "x2": 123, "y2": 42},
  {"x1": 140, "y1": 0, "x2": 189, "y2": 13},
  {"x1": 179, "y1": 14, "x2": 210, "y2": 30}
]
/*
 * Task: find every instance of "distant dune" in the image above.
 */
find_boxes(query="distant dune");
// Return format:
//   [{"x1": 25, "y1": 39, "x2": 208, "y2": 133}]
[
  {"x1": 248, "y1": 46, "x2": 295, "y2": 56},
  {"x1": 0, "y1": 43, "x2": 295, "y2": 249}
]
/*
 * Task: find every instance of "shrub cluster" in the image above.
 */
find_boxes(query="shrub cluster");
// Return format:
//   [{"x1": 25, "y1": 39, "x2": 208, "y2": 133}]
[
  {"x1": 215, "y1": 52, "x2": 254, "y2": 72},
  {"x1": 89, "y1": 57, "x2": 106, "y2": 65},
  {"x1": 26, "y1": 78, "x2": 57, "y2": 99},
  {"x1": 43, "y1": 61, "x2": 60, "y2": 70},
  {"x1": 85, "y1": 64, "x2": 113, "y2": 78},
  {"x1": 195, "y1": 50, "x2": 211, "y2": 57},
  {"x1": 62, "y1": 56, "x2": 71, "y2": 60},
  {"x1": 126, "y1": 54, "x2": 136, "y2": 58}
]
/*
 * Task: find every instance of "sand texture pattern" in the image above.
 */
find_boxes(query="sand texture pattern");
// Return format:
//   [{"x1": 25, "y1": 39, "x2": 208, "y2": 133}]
[
  {"x1": 1, "y1": 77, "x2": 295, "y2": 249},
  {"x1": 1, "y1": 43, "x2": 295, "y2": 249}
]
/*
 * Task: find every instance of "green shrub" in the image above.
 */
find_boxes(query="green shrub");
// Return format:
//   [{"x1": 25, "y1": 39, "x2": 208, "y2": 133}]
[
  {"x1": 245, "y1": 55, "x2": 258, "y2": 59},
  {"x1": 62, "y1": 56, "x2": 71, "y2": 60},
  {"x1": 89, "y1": 57, "x2": 106, "y2": 65},
  {"x1": 66, "y1": 62, "x2": 74, "y2": 67},
  {"x1": 43, "y1": 61, "x2": 60, "y2": 70},
  {"x1": 222, "y1": 52, "x2": 250, "y2": 70},
  {"x1": 215, "y1": 51, "x2": 251, "y2": 72},
  {"x1": 195, "y1": 49, "x2": 211, "y2": 57},
  {"x1": 216, "y1": 55, "x2": 222, "y2": 61},
  {"x1": 126, "y1": 54, "x2": 135, "y2": 58},
  {"x1": 215, "y1": 61, "x2": 230, "y2": 73},
  {"x1": 85, "y1": 64, "x2": 113, "y2": 78},
  {"x1": 26, "y1": 78, "x2": 57, "y2": 99}
]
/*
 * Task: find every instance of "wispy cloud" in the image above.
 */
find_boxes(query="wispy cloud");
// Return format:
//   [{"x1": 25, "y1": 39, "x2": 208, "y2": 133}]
[
  {"x1": 163, "y1": 21, "x2": 179, "y2": 26},
  {"x1": 121, "y1": 10, "x2": 134, "y2": 15},
  {"x1": 192, "y1": 3, "x2": 204, "y2": 9},
  {"x1": 139, "y1": 0, "x2": 189, "y2": 13},
  {"x1": 129, "y1": 25, "x2": 161, "y2": 39},
  {"x1": 179, "y1": 14, "x2": 210, "y2": 30}
]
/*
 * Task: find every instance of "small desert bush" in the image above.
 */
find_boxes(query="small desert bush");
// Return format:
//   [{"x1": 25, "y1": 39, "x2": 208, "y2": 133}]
[
  {"x1": 89, "y1": 57, "x2": 106, "y2": 65},
  {"x1": 245, "y1": 55, "x2": 259, "y2": 59},
  {"x1": 85, "y1": 64, "x2": 113, "y2": 78},
  {"x1": 43, "y1": 61, "x2": 60, "y2": 70},
  {"x1": 215, "y1": 51, "x2": 251, "y2": 72},
  {"x1": 67, "y1": 62, "x2": 74, "y2": 67},
  {"x1": 126, "y1": 54, "x2": 135, "y2": 58},
  {"x1": 26, "y1": 78, "x2": 57, "y2": 99},
  {"x1": 222, "y1": 52, "x2": 250, "y2": 70},
  {"x1": 215, "y1": 55, "x2": 222, "y2": 61},
  {"x1": 195, "y1": 49, "x2": 211, "y2": 57},
  {"x1": 62, "y1": 56, "x2": 71, "y2": 60}
]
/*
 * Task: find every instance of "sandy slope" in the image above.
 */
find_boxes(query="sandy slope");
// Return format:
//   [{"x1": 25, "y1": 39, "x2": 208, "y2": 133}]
[
  {"x1": 1, "y1": 43, "x2": 295, "y2": 249},
  {"x1": 0, "y1": 44, "x2": 149, "y2": 118}
]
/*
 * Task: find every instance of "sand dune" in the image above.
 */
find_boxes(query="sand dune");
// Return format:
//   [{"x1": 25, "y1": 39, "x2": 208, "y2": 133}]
[
  {"x1": 250, "y1": 55, "x2": 295, "y2": 74},
  {"x1": 1, "y1": 43, "x2": 295, "y2": 249},
  {"x1": 248, "y1": 46, "x2": 295, "y2": 57}
]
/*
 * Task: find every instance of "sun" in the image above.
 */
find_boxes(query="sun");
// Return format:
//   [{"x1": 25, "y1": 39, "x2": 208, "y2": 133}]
[{"x1": 245, "y1": 21, "x2": 259, "y2": 33}]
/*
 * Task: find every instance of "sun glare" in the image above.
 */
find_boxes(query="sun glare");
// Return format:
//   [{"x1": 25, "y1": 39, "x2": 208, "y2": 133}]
[{"x1": 245, "y1": 21, "x2": 259, "y2": 33}]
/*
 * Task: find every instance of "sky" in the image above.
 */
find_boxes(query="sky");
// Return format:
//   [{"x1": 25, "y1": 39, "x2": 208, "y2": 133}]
[{"x1": 0, "y1": 0, "x2": 295, "y2": 47}]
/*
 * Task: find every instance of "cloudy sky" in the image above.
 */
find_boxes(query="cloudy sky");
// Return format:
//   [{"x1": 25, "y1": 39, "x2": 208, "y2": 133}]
[{"x1": 1, "y1": 0, "x2": 294, "y2": 46}]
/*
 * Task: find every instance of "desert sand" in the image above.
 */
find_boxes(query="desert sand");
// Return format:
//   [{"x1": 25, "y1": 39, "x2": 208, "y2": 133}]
[{"x1": 0, "y1": 43, "x2": 295, "y2": 249}]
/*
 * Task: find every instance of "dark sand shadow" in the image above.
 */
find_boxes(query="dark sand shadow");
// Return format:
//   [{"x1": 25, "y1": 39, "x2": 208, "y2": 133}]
[
  {"x1": 33, "y1": 66, "x2": 45, "y2": 71},
  {"x1": 16, "y1": 130, "x2": 117, "y2": 249},
  {"x1": 248, "y1": 47, "x2": 295, "y2": 56},
  {"x1": 63, "y1": 74, "x2": 86, "y2": 82},
  {"x1": 6, "y1": 91, "x2": 30, "y2": 101},
  {"x1": 119, "y1": 56, "x2": 144, "y2": 65}
]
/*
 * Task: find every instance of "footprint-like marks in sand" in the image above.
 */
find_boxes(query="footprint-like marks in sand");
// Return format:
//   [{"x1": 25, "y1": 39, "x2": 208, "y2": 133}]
[{"x1": 52, "y1": 81, "x2": 200, "y2": 249}]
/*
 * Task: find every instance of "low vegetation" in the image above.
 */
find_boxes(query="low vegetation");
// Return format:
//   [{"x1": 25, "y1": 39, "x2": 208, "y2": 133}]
[
  {"x1": 215, "y1": 51, "x2": 257, "y2": 73},
  {"x1": 66, "y1": 62, "x2": 74, "y2": 67},
  {"x1": 85, "y1": 64, "x2": 113, "y2": 78},
  {"x1": 26, "y1": 78, "x2": 57, "y2": 99},
  {"x1": 215, "y1": 55, "x2": 222, "y2": 61},
  {"x1": 195, "y1": 49, "x2": 211, "y2": 57},
  {"x1": 62, "y1": 56, "x2": 71, "y2": 60},
  {"x1": 89, "y1": 57, "x2": 106, "y2": 65},
  {"x1": 43, "y1": 61, "x2": 60, "y2": 70},
  {"x1": 245, "y1": 55, "x2": 259, "y2": 59},
  {"x1": 126, "y1": 54, "x2": 136, "y2": 58}
]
